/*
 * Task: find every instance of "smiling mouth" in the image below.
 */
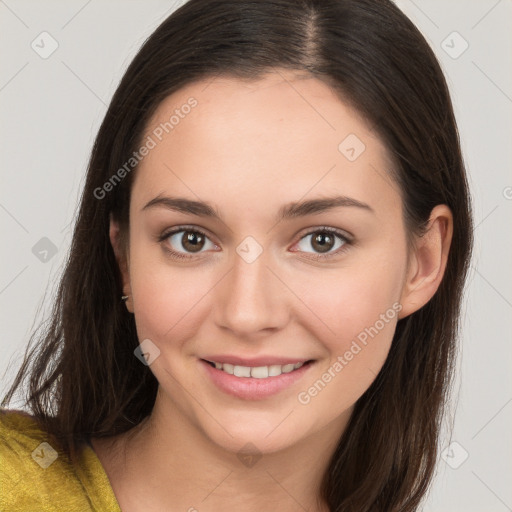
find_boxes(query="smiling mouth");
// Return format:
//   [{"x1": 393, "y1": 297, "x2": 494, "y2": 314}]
[{"x1": 201, "y1": 359, "x2": 315, "y2": 378}]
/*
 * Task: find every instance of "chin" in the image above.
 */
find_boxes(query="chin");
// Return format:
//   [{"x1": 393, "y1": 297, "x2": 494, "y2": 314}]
[{"x1": 198, "y1": 414, "x2": 309, "y2": 456}]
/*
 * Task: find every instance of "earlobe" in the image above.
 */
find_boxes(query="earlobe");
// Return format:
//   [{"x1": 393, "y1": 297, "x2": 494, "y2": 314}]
[
  {"x1": 109, "y1": 215, "x2": 133, "y2": 313},
  {"x1": 398, "y1": 205, "x2": 453, "y2": 319}
]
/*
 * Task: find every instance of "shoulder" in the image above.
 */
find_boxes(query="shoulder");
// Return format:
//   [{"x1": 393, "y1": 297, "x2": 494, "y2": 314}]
[
  {"x1": 0, "y1": 407, "x2": 58, "y2": 482},
  {"x1": 0, "y1": 407, "x2": 120, "y2": 511},
  {"x1": 0, "y1": 407, "x2": 61, "y2": 472}
]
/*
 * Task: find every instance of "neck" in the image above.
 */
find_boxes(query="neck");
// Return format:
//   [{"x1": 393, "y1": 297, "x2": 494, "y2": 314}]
[{"x1": 93, "y1": 390, "x2": 350, "y2": 512}]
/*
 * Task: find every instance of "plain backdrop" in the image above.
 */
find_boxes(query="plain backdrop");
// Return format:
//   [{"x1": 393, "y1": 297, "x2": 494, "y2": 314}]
[{"x1": 1, "y1": 1, "x2": 511, "y2": 510}]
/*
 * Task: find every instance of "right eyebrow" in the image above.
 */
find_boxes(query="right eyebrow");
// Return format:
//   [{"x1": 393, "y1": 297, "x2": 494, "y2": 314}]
[{"x1": 141, "y1": 194, "x2": 375, "y2": 221}]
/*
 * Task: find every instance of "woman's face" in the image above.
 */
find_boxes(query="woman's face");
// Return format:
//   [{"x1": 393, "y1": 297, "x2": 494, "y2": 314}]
[{"x1": 117, "y1": 70, "x2": 413, "y2": 454}]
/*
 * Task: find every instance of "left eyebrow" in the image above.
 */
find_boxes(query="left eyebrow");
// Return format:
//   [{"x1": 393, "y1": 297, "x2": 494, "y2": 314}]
[
  {"x1": 278, "y1": 195, "x2": 375, "y2": 219},
  {"x1": 141, "y1": 194, "x2": 375, "y2": 221}
]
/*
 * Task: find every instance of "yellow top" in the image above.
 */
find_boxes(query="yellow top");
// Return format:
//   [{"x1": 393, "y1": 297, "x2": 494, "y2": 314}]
[{"x1": 0, "y1": 408, "x2": 121, "y2": 512}]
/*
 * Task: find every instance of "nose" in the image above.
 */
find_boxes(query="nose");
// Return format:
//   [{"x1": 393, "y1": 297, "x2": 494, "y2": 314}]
[{"x1": 213, "y1": 243, "x2": 290, "y2": 339}]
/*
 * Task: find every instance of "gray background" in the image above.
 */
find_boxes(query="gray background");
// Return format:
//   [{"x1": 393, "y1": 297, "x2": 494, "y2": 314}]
[{"x1": 1, "y1": 1, "x2": 511, "y2": 510}]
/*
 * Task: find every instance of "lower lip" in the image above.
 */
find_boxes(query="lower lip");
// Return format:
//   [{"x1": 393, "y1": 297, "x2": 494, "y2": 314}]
[{"x1": 199, "y1": 359, "x2": 315, "y2": 400}]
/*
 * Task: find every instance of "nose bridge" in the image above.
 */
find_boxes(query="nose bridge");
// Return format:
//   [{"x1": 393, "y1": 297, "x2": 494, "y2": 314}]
[{"x1": 215, "y1": 235, "x2": 287, "y2": 335}]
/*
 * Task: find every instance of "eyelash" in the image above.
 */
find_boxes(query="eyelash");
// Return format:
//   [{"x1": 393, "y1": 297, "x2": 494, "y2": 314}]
[{"x1": 157, "y1": 225, "x2": 352, "y2": 261}]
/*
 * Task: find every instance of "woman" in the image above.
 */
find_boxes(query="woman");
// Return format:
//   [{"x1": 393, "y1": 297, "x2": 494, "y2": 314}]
[{"x1": 0, "y1": 0, "x2": 473, "y2": 510}]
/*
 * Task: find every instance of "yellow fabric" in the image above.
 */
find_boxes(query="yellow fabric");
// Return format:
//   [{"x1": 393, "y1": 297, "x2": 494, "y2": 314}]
[{"x1": 0, "y1": 408, "x2": 121, "y2": 511}]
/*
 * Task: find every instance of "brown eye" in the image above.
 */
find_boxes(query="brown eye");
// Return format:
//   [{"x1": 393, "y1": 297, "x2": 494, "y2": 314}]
[
  {"x1": 310, "y1": 232, "x2": 336, "y2": 253},
  {"x1": 161, "y1": 227, "x2": 216, "y2": 259},
  {"x1": 179, "y1": 230, "x2": 206, "y2": 253},
  {"x1": 294, "y1": 228, "x2": 351, "y2": 260}
]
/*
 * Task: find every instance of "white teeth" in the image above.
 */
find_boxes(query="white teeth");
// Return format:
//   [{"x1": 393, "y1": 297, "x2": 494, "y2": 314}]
[
  {"x1": 250, "y1": 366, "x2": 268, "y2": 379},
  {"x1": 234, "y1": 365, "x2": 251, "y2": 377},
  {"x1": 268, "y1": 365, "x2": 282, "y2": 377},
  {"x1": 223, "y1": 363, "x2": 234, "y2": 375},
  {"x1": 208, "y1": 360, "x2": 307, "y2": 378}
]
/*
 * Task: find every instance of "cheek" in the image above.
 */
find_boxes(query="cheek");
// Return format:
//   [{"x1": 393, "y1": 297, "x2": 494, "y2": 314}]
[
  {"x1": 303, "y1": 253, "x2": 404, "y2": 340},
  {"x1": 128, "y1": 246, "x2": 216, "y2": 345},
  {"x1": 294, "y1": 253, "x2": 405, "y2": 404},
  {"x1": 129, "y1": 210, "x2": 221, "y2": 336}
]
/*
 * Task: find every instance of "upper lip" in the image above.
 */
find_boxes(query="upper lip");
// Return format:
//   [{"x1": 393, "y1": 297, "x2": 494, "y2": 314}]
[{"x1": 201, "y1": 355, "x2": 313, "y2": 367}]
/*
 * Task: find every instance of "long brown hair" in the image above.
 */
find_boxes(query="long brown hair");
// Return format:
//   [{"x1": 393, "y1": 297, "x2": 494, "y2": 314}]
[{"x1": 2, "y1": 0, "x2": 473, "y2": 510}]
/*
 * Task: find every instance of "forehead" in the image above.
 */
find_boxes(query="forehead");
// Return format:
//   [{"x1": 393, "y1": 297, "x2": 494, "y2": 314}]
[{"x1": 133, "y1": 70, "x2": 400, "y2": 217}]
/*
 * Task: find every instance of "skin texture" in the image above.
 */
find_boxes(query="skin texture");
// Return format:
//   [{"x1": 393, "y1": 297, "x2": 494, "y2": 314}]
[{"x1": 91, "y1": 69, "x2": 453, "y2": 512}]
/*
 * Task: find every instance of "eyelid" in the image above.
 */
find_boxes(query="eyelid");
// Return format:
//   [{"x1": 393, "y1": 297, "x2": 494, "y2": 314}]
[
  {"x1": 295, "y1": 225, "x2": 354, "y2": 242},
  {"x1": 157, "y1": 224, "x2": 219, "y2": 259},
  {"x1": 158, "y1": 224, "x2": 353, "y2": 260},
  {"x1": 289, "y1": 226, "x2": 352, "y2": 261},
  {"x1": 158, "y1": 224, "x2": 218, "y2": 244},
  {"x1": 158, "y1": 224, "x2": 353, "y2": 244}
]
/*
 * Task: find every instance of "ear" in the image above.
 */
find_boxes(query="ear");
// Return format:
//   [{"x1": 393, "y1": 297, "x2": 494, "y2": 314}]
[
  {"x1": 398, "y1": 204, "x2": 453, "y2": 319},
  {"x1": 109, "y1": 214, "x2": 133, "y2": 313}
]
